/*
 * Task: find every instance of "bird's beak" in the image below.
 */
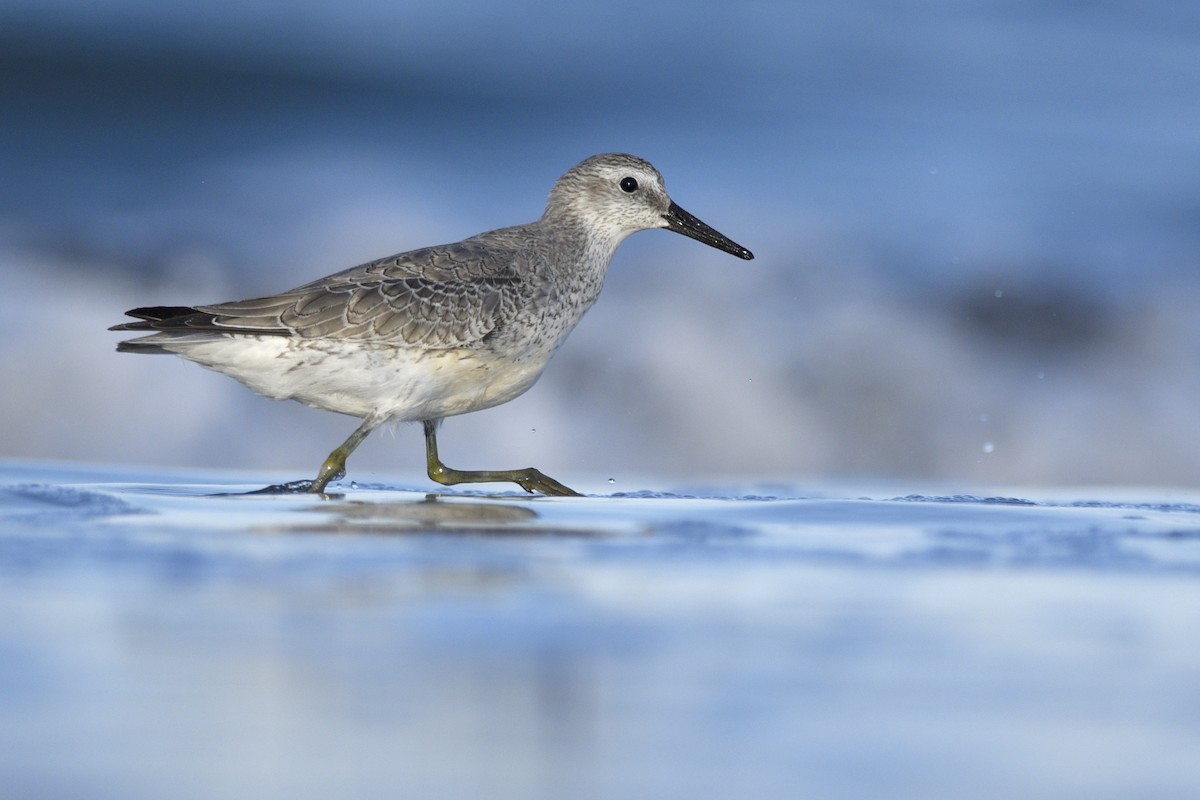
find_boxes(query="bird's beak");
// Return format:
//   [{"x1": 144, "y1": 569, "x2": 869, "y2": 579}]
[{"x1": 662, "y1": 202, "x2": 754, "y2": 260}]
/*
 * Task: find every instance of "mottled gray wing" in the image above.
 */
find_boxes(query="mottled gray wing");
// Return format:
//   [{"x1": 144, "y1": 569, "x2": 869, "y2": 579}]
[{"x1": 192, "y1": 239, "x2": 529, "y2": 348}]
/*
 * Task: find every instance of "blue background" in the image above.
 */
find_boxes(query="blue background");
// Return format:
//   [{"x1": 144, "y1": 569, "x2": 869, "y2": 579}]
[{"x1": 3, "y1": 0, "x2": 1199, "y2": 487}]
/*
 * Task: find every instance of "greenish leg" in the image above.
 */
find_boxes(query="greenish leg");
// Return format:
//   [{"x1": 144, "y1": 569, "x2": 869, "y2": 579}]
[
  {"x1": 309, "y1": 417, "x2": 379, "y2": 494},
  {"x1": 423, "y1": 419, "x2": 581, "y2": 497}
]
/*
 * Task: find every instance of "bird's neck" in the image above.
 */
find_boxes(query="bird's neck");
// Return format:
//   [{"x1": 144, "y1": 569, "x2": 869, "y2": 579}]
[{"x1": 549, "y1": 214, "x2": 625, "y2": 303}]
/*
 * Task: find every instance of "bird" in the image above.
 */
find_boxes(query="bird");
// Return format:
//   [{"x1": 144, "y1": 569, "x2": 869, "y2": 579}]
[{"x1": 110, "y1": 153, "x2": 754, "y2": 496}]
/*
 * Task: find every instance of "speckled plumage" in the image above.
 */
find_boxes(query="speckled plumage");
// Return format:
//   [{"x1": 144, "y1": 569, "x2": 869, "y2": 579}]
[{"x1": 111, "y1": 153, "x2": 753, "y2": 495}]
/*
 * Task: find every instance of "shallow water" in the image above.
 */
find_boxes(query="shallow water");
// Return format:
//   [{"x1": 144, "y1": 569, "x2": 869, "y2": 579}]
[{"x1": 3, "y1": 460, "x2": 1200, "y2": 799}]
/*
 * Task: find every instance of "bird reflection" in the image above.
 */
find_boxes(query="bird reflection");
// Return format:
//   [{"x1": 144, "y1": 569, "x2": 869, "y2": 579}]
[{"x1": 284, "y1": 493, "x2": 543, "y2": 536}]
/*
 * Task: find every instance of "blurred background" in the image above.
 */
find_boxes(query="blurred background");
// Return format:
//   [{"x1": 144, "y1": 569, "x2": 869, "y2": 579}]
[{"x1": 2, "y1": 0, "x2": 1199, "y2": 488}]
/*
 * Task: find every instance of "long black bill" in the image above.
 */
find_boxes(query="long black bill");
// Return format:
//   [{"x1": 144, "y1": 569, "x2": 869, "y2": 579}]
[{"x1": 662, "y1": 202, "x2": 754, "y2": 260}]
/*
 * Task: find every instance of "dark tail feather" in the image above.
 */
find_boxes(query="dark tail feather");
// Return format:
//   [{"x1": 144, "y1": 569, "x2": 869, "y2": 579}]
[
  {"x1": 109, "y1": 306, "x2": 203, "y2": 331},
  {"x1": 115, "y1": 340, "x2": 174, "y2": 354}
]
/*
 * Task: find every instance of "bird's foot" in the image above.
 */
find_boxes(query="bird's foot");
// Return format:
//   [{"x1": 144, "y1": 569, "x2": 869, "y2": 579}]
[
  {"x1": 428, "y1": 463, "x2": 582, "y2": 497},
  {"x1": 244, "y1": 479, "x2": 320, "y2": 495},
  {"x1": 512, "y1": 468, "x2": 582, "y2": 497}
]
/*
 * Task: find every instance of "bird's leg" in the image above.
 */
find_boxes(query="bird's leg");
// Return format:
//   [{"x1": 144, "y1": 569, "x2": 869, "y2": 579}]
[
  {"x1": 423, "y1": 419, "x2": 581, "y2": 497},
  {"x1": 308, "y1": 417, "x2": 380, "y2": 494}
]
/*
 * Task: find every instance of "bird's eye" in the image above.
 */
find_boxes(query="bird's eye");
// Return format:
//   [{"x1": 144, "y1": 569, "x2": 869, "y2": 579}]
[{"x1": 619, "y1": 177, "x2": 638, "y2": 193}]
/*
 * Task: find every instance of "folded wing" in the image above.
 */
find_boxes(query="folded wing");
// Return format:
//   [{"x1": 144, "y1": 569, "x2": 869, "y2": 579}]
[{"x1": 111, "y1": 238, "x2": 527, "y2": 349}]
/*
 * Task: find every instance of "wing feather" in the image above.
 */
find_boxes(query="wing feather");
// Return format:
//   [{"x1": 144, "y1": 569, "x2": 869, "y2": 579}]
[{"x1": 113, "y1": 233, "x2": 535, "y2": 349}]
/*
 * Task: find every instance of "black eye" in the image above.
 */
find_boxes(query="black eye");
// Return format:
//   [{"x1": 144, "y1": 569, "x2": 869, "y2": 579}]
[{"x1": 619, "y1": 176, "x2": 638, "y2": 193}]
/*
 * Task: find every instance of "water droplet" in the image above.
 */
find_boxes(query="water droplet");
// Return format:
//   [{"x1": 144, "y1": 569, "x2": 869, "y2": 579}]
[
  {"x1": 530, "y1": 428, "x2": 536, "y2": 434},
  {"x1": 979, "y1": 413, "x2": 990, "y2": 424},
  {"x1": 608, "y1": 478, "x2": 615, "y2": 485},
  {"x1": 928, "y1": 165, "x2": 939, "y2": 175},
  {"x1": 1036, "y1": 371, "x2": 1046, "y2": 380},
  {"x1": 350, "y1": 481, "x2": 359, "y2": 489},
  {"x1": 993, "y1": 289, "x2": 1004, "y2": 299},
  {"x1": 982, "y1": 442, "x2": 995, "y2": 454}
]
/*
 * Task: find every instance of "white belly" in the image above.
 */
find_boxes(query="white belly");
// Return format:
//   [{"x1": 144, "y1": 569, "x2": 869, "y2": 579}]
[{"x1": 171, "y1": 335, "x2": 548, "y2": 422}]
